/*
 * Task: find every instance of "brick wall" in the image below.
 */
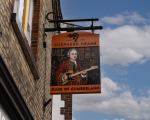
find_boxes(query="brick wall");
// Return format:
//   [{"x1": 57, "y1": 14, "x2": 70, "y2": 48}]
[
  {"x1": 0, "y1": 0, "x2": 54, "y2": 120},
  {"x1": 37, "y1": 0, "x2": 54, "y2": 119},
  {"x1": 61, "y1": 94, "x2": 72, "y2": 120}
]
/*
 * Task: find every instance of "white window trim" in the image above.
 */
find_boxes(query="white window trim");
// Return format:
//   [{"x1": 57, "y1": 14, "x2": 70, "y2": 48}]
[
  {"x1": 27, "y1": 0, "x2": 33, "y2": 46},
  {"x1": 13, "y1": 0, "x2": 33, "y2": 47},
  {"x1": 13, "y1": 0, "x2": 24, "y2": 25}
]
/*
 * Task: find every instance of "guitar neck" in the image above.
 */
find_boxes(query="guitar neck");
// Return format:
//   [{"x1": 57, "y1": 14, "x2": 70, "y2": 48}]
[{"x1": 71, "y1": 67, "x2": 97, "y2": 77}]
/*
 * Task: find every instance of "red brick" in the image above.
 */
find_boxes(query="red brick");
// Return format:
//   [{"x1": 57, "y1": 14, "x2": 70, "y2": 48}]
[{"x1": 61, "y1": 94, "x2": 72, "y2": 120}]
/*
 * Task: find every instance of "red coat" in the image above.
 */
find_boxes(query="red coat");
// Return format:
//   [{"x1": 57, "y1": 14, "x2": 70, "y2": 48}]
[{"x1": 54, "y1": 59, "x2": 88, "y2": 86}]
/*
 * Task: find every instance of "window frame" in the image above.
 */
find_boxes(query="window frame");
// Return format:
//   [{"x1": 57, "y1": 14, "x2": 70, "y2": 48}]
[{"x1": 13, "y1": 0, "x2": 34, "y2": 46}]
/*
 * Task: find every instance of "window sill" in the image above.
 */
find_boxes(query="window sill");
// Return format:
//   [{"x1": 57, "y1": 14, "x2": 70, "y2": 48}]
[{"x1": 11, "y1": 13, "x2": 40, "y2": 80}]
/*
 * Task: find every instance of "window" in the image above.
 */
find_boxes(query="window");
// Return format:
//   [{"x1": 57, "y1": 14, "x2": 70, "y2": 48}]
[
  {"x1": 27, "y1": 0, "x2": 33, "y2": 46},
  {"x1": 13, "y1": 0, "x2": 24, "y2": 25},
  {"x1": 13, "y1": 0, "x2": 33, "y2": 46}
]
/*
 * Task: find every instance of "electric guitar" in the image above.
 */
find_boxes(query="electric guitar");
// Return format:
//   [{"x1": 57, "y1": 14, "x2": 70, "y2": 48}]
[{"x1": 62, "y1": 66, "x2": 98, "y2": 85}]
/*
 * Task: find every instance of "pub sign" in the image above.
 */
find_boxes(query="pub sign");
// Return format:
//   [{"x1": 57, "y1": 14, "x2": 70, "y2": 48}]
[{"x1": 50, "y1": 32, "x2": 101, "y2": 94}]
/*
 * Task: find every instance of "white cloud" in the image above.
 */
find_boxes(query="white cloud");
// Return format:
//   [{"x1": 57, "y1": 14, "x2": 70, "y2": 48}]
[
  {"x1": 102, "y1": 77, "x2": 122, "y2": 91},
  {"x1": 112, "y1": 66, "x2": 128, "y2": 75},
  {"x1": 140, "y1": 58, "x2": 149, "y2": 64},
  {"x1": 73, "y1": 77, "x2": 150, "y2": 120},
  {"x1": 72, "y1": 117, "x2": 76, "y2": 120},
  {"x1": 100, "y1": 12, "x2": 146, "y2": 25},
  {"x1": 101, "y1": 14, "x2": 125, "y2": 25},
  {"x1": 121, "y1": 83, "x2": 130, "y2": 91},
  {"x1": 139, "y1": 89, "x2": 143, "y2": 92},
  {"x1": 147, "y1": 90, "x2": 150, "y2": 94},
  {"x1": 97, "y1": 25, "x2": 150, "y2": 66},
  {"x1": 101, "y1": 47, "x2": 143, "y2": 66},
  {"x1": 125, "y1": 12, "x2": 146, "y2": 24}
]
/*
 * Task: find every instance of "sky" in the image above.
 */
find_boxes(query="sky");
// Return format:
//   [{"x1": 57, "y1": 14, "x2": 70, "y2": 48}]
[{"x1": 53, "y1": 1, "x2": 150, "y2": 120}]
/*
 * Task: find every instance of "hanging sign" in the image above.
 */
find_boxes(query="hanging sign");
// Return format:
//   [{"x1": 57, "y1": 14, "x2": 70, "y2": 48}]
[{"x1": 50, "y1": 32, "x2": 101, "y2": 94}]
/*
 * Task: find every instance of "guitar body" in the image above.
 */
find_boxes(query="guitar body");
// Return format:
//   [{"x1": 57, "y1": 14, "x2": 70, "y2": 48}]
[
  {"x1": 62, "y1": 70, "x2": 75, "y2": 85},
  {"x1": 61, "y1": 66, "x2": 98, "y2": 85}
]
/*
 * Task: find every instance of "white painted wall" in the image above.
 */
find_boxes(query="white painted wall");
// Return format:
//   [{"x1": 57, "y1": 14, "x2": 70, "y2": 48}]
[{"x1": 52, "y1": 95, "x2": 65, "y2": 120}]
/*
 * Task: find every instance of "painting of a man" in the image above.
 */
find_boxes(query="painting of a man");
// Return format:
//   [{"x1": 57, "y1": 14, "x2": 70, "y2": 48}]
[{"x1": 54, "y1": 48, "x2": 88, "y2": 86}]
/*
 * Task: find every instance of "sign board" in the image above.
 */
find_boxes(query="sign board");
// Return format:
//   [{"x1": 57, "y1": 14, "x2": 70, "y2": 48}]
[{"x1": 50, "y1": 32, "x2": 101, "y2": 94}]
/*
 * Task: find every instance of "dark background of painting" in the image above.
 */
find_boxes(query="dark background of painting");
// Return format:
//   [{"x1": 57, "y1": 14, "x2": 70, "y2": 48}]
[{"x1": 51, "y1": 47, "x2": 101, "y2": 86}]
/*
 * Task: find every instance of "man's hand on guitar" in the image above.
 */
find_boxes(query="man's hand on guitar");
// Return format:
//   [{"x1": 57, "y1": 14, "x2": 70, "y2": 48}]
[
  {"x1": 82, "y1": 70, "x2": 87, "y2": 75},
  {"x1": 63, "y1": 75, "x2": 68, "y2": 80},
  {"x1": 62, "y1": 74, "x2": 69, "y2": 85}
]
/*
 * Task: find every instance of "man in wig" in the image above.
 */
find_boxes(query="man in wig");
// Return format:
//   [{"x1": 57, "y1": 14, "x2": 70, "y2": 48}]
[{"x1": 54, "y1": 48, "x2": 88, "y2": 86}]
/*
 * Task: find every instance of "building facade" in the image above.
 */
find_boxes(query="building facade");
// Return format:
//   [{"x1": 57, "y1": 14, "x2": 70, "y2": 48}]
[{"x1": 0, "y1": 0, "x2": 62, "y2": 119}]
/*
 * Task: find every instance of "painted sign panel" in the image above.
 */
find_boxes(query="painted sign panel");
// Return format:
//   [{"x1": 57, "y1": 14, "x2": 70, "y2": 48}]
[{"x1": 50, "y1": 32, "x2": 101, "y2": 94}]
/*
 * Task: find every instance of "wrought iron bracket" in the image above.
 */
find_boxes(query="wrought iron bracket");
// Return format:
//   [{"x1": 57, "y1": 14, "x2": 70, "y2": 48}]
[
  {"x1": 44, "y1": 11, "x2": 103, "y2": 33},
  {"x1": 43, "y1": 11, "x2": 50, "y2": 48},
  {"x1": 44, "y1": 99, "x2": 52, "y2": 108},
  {"x1": 43, "y1": 41, "x2": 46, "y2": 48},
  {"x1": 45, "y1": 26, "x2": 103, "y2": 32}
]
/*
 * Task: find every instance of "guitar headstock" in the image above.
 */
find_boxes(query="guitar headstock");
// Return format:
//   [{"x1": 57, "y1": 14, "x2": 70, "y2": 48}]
[{"x1": 91, "y1": 66, "x2": 98, "y2": 69}]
